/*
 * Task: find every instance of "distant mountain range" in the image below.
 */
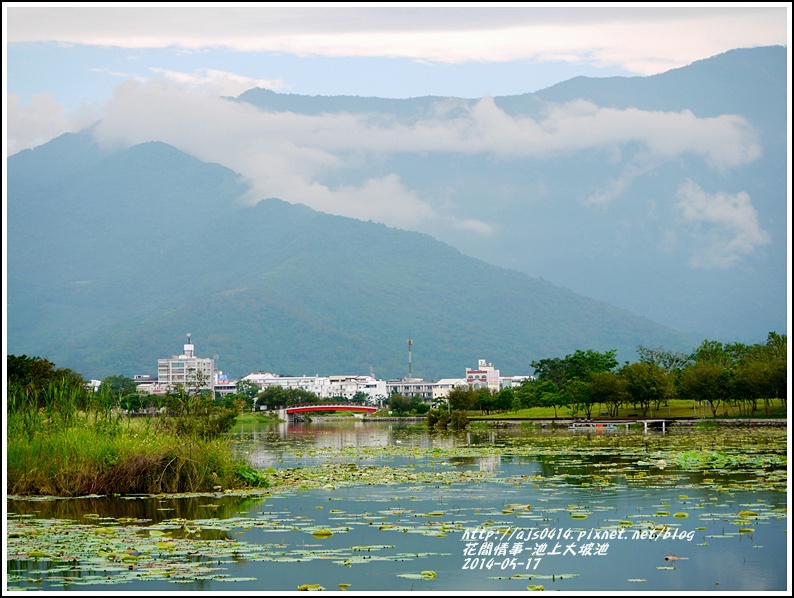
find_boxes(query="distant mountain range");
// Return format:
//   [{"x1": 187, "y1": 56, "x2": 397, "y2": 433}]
[{"x1": 6, "y1": 46, "x2": 786, "y2": 380}]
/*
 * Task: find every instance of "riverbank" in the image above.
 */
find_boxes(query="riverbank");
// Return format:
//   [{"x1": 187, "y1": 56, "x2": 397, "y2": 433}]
[{"x1": 357, "y1": 415, "x2": 787, "y2": 427}]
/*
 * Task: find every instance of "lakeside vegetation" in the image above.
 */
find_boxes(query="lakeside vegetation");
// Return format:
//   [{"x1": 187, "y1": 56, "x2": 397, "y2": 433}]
[
  {"x1": 6, "y1": 355, "x2": 267, "y2": 497},
  {"x1": 5, "y1": 333, "x2": 787, "y2": 497},
  {"x1": 424, "y1": 334, "x2": 787, "y2": 430}
]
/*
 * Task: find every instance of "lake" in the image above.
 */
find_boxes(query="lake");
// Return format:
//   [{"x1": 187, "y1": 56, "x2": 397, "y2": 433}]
[{"x1": 5, "y1": 418, "x2": 789, "y2": 592}]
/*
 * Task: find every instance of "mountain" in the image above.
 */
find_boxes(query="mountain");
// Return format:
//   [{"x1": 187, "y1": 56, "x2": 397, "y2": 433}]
[
  {"x1": 7, "y1": 136, "x2": 697, "y2": 380},
  {"x1": 7, "y1": 47, "x2": 786, "y2": 380},
  {"x1": 236, "y1": 46, "x2": 788, "y2": 343}
]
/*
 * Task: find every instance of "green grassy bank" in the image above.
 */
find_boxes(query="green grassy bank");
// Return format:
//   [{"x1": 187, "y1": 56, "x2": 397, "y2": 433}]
[
  {"x1": 7, "y1": 414, "x2": 269, "y2": 497},
  {"x1": 468, "y1": 398, "x2": 788, "y2": 420}
]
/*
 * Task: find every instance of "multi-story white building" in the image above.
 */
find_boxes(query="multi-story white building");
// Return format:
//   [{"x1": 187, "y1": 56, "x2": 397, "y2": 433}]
[
  {"x1": 327, "y1": 375, "x2": 387, "y2": 401},
  {"x1": 157, "y1": 334, "x2": 215, "y2": 393},
  {"x1": 465, "y1": 359, "x2": 501, "y2": 392},
  {"x1": 214, "y1": 372, "x2": 237, "y2": 396},
  {"x1": 432, "y1": 378, "x2": 468, "y2": 400},
  {"x1": 241, "y1": 372, "x2": 387, "y2": 401},
  {"x1": 242, "y1": 372, "x2": 329, "y2": 397},
  {"x1": 386, "y1": 378, "x2": 435, "y2": 402}
]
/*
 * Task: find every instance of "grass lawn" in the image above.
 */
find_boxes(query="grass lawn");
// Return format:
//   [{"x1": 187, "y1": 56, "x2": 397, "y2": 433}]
[{"x1": 468, "y1": 398, "x2": 787, "y2": 420}]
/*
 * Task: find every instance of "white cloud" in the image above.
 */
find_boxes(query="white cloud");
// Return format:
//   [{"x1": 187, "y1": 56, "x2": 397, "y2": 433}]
[
  {"x1": 6, "y1": 92, "x2": 99, "y2": 155},
  {"x1": 90, "y1": 79, "x2": 494, "y2": 236},
  {"x1": 148, "y1": 67, "x2": 287, "y2": 97},
  {"x1": 6, "y1": 6, "x2": 787, "y2": 74},
  {"x1": 84, "y1": 80, "x2": 763, "y2": 238},
  {"x1": 675, "y1": 180, "x2": 771, "y2": 268},
  {"x1": 89, "y1": 67, "x2": 147, "y2": 82}
]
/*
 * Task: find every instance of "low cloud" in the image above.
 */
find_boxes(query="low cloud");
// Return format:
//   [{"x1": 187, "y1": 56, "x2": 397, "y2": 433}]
[
  {"x1": 148, "y1": 67, "x2": 287, "y2": 97},
  {"x1": 86, "y1": 80, "x2": 762, "y2": 243},
  {"x1": 675, "y1": 180, "x2": 771, "y2": 268},
  {"x1": 7, "y1": 93, "x2": 99, "y2": 156}
]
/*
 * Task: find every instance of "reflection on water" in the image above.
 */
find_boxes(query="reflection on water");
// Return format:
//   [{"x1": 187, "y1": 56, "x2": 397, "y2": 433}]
[
  {"x1": 6, "y1": 420, "x2": 788, "y2": 593},
  {"x1": 7, "y1": 493, "x2": 263, "y2": 527}
]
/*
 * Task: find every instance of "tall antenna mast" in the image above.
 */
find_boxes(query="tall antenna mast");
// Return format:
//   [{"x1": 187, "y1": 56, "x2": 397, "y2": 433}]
[{"x1": 408, "y1": 338, "x2": 413, "y2": 379}]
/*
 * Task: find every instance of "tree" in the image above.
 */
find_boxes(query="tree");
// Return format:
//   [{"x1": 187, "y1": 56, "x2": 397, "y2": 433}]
[
  {"x1": 410, "y1": 395, "x2": 430, "y2": 415},
  {"x1": 564, "y1": 378, "x2": 593, "y2": 419},
  {"x1": 620, "y1": 362, "x2": 671, "y2": 417},
  {"x1": 427, "y1": 408, "x2": 450, "y2": 431},
  {"x1": 513, "y1": 379, "x2": 536, "y2": 410},
  {"x1": 587, "y1": 371, "x2": 627, "y2": 417},
  {"x1": 7, "y1": 354, "x2": 89, "y2": 415},
  {"x1": 235, "y1": 379, "x2": 260, "y2": 399},
  {"x1": 529, "y1": 357, "x2": 567, "y2": 386},
  {"x1": 388, "y1": 393, "x2": 413, "y2": 416},
  {"x1": 679, "y1": 360, "x2": 731, "y2": 417},
  {"x1": 447, "y1": 386, "x2": 477, "y2": 412},
  {"x1": 565, "y1": 349, "x2": 619, "y2": 379},
  {"x1": 7, "y1": 354, "x2": 86, "y2": 394},
  {"x1": 163, "y1": 368, "x2": 237, "y2": 439},
  {"x1": 518, "y1": 379, "x2": 565, "y2": 418},
  {"x1": 351, "y1": 392, "x2": 369, "y2": 405},
  {"x1": 474, "y1": 388, "x2": 497, "y2": 415},
  {"x1": 496, "y1": 387, "x2": 515, "y2": 413},
  {"x1": 99, "y1": 375, "x2": 138, "y2": 397},
  {"x1": 538, "y1": 381, "x2": 566, "y2": 418},
  {"x1": 637, "y1": 345, "x2": 692, "y2": 372}
]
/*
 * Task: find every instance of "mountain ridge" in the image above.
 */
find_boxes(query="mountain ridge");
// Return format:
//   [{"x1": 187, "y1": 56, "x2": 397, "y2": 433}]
[{"x1": 7, "y1": 46, "x2": 785, "y2": 379}]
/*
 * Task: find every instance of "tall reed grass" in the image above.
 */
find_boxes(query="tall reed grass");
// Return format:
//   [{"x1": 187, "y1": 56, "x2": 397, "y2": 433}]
[{"x1": 7, "y1": 379, "x2": 267, "y2": 496}]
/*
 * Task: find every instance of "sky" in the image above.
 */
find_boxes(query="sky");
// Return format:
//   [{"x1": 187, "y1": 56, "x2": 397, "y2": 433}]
[
  {"x1": 4, "y1": 3, "x2": 789, "y2": 229},
  {"x1": 4, "y1": 3, "x2": 789, "y2": 156}
]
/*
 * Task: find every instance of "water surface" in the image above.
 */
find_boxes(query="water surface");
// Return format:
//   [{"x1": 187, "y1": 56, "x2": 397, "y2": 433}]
[{"x1": 6, "y1": 419, "x2": 788, "y2": 592}]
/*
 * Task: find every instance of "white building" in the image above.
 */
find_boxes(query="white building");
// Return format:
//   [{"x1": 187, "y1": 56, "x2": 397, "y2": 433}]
[
  {"x1": 327, "y1": 375, "x2": 387, "y2": 401},
  {"x1": 432, "y1": 378, "x2": 468, "y2": 400},
  {"x1": 241, "y1": 372, "x2": 387, "y2": 401},
  {"x1": 157, "y1": 334, "x2": 215, "y2": 393},
  {"x1": 386, "y1": 378, "x2": 435, "y2": 402},
  {"x1": 465, "y1": 359, "x2": 501, "y2": 392},
  {"x1": 214, "y1": 372, "x2": 237, "y2": 396},
  {"x1": 242, "y1": 372, "x2": 329, "y2": 397}
]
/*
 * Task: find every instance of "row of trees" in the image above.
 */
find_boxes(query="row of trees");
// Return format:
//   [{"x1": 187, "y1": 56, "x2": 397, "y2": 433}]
[
  {"x1": 7, "y1": 356, "x2": 237, "y2": 440},
  {"x1": 10, "y1": 331, "x2": 786, "y2": 425},
  {"x1": 445, "y1": 333, "x2": 786, "y2": 419}
]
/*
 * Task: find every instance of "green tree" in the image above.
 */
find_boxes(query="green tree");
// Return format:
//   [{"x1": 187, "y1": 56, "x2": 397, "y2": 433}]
[
  {"x1": 496, "y1": 387, "x2": 515, "y2": 413},
  {"x1": 7, "y1": 354, "x2": 87, "y2": 397},
  {"x1": 620, "y1": 362, "x2": 671, "y2": 417},
  {"x1": 427, "y1": 408, "x2": 450, "y2": 431},
  {"x1": 474, "y1": 388, "x2": 497, "y2": 415},
  {"x1": 520, "y1": 379, "x2": 566, "y2": 418},
  {"x1": 587, "y1": 371, "x2": 627, "y2": 417},
  {"x1": 679, "y1": 360, "x2": 731, "y2": 418},
  {"x1": 447, "y1": 386, "x2": 477, "y2": 412},
  {"x1": 351, "y1": 392, "x2": 369, "y2": 405},
  {"x1": 99, "y1": 375, "x2": 138, "y2": 397},
  {"x1": 565, "y1": 349, "x2": 619, "y2": 379},
  {"x1": 388, "y1": 393, "x2": 413, "y2": 416},
  {"x1": 450, "y1": 409, "x2": 469, "y2": 430},
  {"x1": 235, "y1": 379, "x2": 260, "y2": 399},
  {"x1": 513, "y1": 379, "x2": 536, "y2": 410},
  {"x1": 529, "y1": 357, "x2": 567, "y2": 386},
  {"x1": 564, "y1": 378, "x2": 593, "y2": 419},
  {"x1": 637, "y1": 345, "x2": 692, "y2": 371}
]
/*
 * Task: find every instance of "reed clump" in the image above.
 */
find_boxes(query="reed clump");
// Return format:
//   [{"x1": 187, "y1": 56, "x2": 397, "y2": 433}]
[{"x1": 7, "y1": 355, "x2": 267, "y2": 497}]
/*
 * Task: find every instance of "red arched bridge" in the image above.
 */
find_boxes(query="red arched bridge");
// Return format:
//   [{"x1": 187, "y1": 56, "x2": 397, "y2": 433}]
[
  {"x1": 276, "y1": 404, "x2": 377, "y2": 421},
  {"x1": 286, "y1": 404, "x2": 377, "y2": 414}
]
